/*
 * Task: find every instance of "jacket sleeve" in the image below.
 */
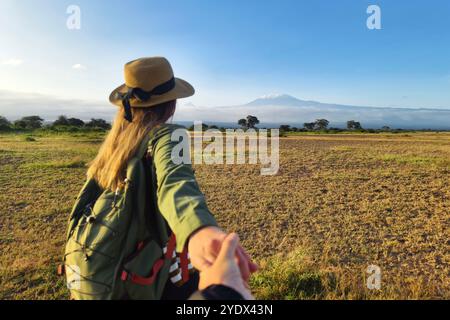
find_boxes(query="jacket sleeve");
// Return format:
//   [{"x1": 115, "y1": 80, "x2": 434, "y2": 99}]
[{"x1": 150, "y1": 124, "x2": 218, "y2": 252}]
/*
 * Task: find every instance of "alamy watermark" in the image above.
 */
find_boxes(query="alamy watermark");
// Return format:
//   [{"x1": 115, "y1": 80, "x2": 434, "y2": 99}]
[
  {"x1": 170, "y1": 122, "x2": 279, "y2": 175},
  {"x1": 366, "y1": 264, "x2": 381, "y2": 290},
  {"x1": 66, "y1": 5, "x2": 81, "y2": 30},
  {"x1": 367, "y1": 5, "x2": 382, "y2": 30}
]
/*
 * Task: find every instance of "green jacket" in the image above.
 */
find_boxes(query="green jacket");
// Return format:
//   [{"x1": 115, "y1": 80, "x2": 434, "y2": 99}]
[{"x1": 148, "y1": 123, "x2": 218, "y2": 252}]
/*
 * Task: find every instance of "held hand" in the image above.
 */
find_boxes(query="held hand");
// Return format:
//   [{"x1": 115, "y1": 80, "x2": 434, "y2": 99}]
[
  {"x1": 188, "y1": 226, "x2": 258, "y2": 282},
  {"x1": 198, "y1": 233, "x2": 254, "y2": 300}
]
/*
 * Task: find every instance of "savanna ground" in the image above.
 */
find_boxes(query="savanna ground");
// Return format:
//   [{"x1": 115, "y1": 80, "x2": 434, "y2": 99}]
[{"x1": 0, "y1": 131, "x2": 448, "y2": 299}]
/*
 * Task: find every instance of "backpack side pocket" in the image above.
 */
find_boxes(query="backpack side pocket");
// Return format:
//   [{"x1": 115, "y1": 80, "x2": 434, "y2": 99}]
[{"x1": 120, "y1": 239, "x2": 170, "y2": 300}]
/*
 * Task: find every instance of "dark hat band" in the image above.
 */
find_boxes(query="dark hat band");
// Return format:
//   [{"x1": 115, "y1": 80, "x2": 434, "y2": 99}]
[{"x1": 116, "y1": 77, "x2": 176, "y2": 122}]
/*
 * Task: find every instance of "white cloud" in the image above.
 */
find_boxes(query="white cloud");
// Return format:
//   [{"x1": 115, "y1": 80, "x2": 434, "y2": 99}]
[
  {"x1": 1, "y1": 58, "x2": 24, "y2": 66},
  {"x1": 0, "y1": 90, "x2": 113, "y2": 121},
  {"x1": 72, "y1": 63, "x2": 86, "y2": 70}
]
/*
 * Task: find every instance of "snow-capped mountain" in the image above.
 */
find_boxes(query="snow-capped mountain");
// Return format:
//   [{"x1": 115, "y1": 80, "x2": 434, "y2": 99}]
[
  {"x1": 245, "y1": 94, "x2": 332, "y2": 108},
  {"x1": 175, "y1": 94, "x2": 450, "y2": 129}
]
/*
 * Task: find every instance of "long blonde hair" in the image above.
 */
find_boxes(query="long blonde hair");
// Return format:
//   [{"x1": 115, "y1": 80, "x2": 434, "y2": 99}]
[{"x1": 88, "y1": 100, "x2": 176, "y2": 191}]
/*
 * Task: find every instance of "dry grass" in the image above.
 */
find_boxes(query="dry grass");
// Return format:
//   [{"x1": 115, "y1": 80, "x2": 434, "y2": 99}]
[{"x1": 0, "y1": 132, "x2": 449, "y2": 299}]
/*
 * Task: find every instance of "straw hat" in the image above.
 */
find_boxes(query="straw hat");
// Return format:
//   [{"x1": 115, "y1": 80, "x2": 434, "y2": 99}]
[{"x1": 109, "y1": 57, "x2": 194, "y2": 121}]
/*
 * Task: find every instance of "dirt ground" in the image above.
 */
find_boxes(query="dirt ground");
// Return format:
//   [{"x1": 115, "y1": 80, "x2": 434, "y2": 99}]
[{"x1": 0, "y1": 132, "x2": 448, "y2": 299}]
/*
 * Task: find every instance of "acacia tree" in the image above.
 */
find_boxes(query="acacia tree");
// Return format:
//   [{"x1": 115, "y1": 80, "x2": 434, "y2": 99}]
[
  {"x1": 246, "y1": 115, "x2": 260, "y2": 129},
  {"x1": 347, "y1": 120, "x2": 362, "y2": 130},
  {"x1": 86, "y1": 118, "x2": 111, "y2": 130},
  {"x1": 303, "y1": 122, "x2": 315, "y2": 131},
  {"x1": 238, "y1": 118, "x2": 247, "y2": 129},
  {"x1": 314, "y1": 119, "x2": 329, "y2": 130},
  {"x1": 0, "y1": 116, "x2": 12, "y2": 131},
  {"x1": 14, "y1": 116, "x2": 44, "y2": 130},
  {"x1": 67, "y1": 118, "x2": 85, "y2": 127},
  {"x1": 238, "y1": 115, "x2": 260, "y2": 129},
  {"x1": 53, "y1": 115, "x2": 70, "y2": 126}
]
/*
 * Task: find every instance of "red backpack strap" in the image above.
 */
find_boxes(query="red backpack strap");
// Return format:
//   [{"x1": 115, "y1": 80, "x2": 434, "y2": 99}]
[
  {"x1": 121, "y1": 234, "x2": 177, "y2": 286},
  {"x1": 122, "y1": 260, "x2": 165, "y2": 286},
  {"x1": 164, "y1": 234, "x2": 177, "y2": 260},
  {"x1": 179, "y1": 248, "x2": 190, "y2": 283}
]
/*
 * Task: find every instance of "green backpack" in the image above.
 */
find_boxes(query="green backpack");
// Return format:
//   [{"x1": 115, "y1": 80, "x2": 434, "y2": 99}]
[{"x1": 60, "y1": 135, "x2": 183, "y2": 300}]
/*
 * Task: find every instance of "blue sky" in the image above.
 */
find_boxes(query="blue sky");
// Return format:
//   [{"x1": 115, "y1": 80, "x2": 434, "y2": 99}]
[{"x1": 1, "y1": 0, "x2": 450, "y2": 110}]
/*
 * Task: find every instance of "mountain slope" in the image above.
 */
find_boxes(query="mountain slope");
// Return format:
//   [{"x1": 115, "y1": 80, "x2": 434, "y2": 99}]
[
  {"x1": 175, "y1": 95, "x2": 450, "y2": 129},
  {"x1": 245, "y1": 94, "x2": 323, "y2": 107}
]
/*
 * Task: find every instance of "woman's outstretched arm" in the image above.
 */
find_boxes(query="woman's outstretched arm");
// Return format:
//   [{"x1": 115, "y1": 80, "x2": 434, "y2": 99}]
[{"x1": 150, "y1": 124, "x2": 257, "y2": 279}]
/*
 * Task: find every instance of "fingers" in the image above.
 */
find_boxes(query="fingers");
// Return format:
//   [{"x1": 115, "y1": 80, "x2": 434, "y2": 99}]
[
  {"x1": 210, "y1": 238, "x2": 223, "y2": 256},
  {"x1": 203, "y1": 238, "x2": 223, "y2": 265},
  {"x1": 240, "y1": 247, "x2": 259, "y2": 273},
  {"x1": 250, "y1": 261, "x2": 259, "y2": 273},
  {"x1": 236, "y1": 246, "x2": 251, "y2": 282},
  {"x1": 192, "y1": 256, "x2": 212, "y2": 272},
  {"x1": 216, "y1": 233, "x2": 239, "y2": 263}
]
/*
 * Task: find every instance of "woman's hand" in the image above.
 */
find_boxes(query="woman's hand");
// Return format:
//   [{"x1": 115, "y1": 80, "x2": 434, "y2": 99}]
[
  {"x1": 188, "y1": 226, "x2": 258, "y2": 282},
  {"x1": 198, "y1": 233, "x2": 254, "y2": 300}
]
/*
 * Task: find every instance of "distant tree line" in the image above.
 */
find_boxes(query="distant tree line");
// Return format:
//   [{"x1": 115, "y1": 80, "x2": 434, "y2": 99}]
[
  {"x1": 1, "y1": 114, "x2": 444, "y2": 134},
  {"x1": 187, "y1": 115, "x2": 261, "y2": 132},
  {"x1": 51, "y1": 115, "x2": 111, "y2": 130},
  {"x1": 279, "y1": 119, "x2": 388, "y2": 133},
  {"x1": 0, "y1": 115, "x2": 111, "y2": 132},
  {"x1": 279, "y1": 119, "x2": 395, "y2": 133},
  {"x1": 231, "y1": 116, "x2": 432, "y2": 134},
  {"x1": 187, "y1": 123, "x2": 226, "y2": 132},
  {"x1": 183, "y1": 118, "x2": 435, "y2": 134}
]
